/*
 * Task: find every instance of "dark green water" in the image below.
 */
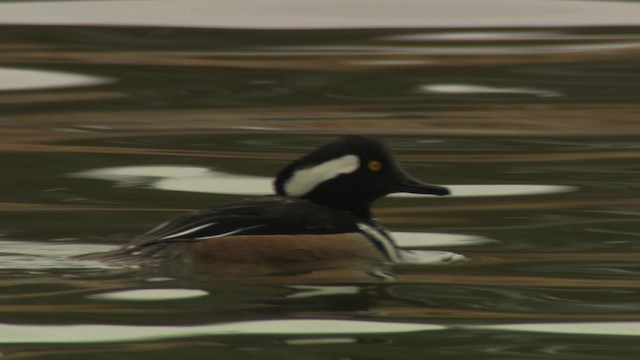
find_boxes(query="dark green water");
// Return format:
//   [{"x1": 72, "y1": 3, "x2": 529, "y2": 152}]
[{"x1": 1, "y1": 3, "x2": 640, "y2": 359}]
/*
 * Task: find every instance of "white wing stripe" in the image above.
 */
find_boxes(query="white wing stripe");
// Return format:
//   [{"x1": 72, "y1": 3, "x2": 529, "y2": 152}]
[
  {"x1": 195, "y1": 225, "x2": 264, "y2": 240},
  {"x1": 159, "y1": 222, "x2": 218, "y2": 240}
]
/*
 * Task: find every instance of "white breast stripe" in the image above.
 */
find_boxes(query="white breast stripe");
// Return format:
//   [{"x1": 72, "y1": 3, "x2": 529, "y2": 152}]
[
  {"x1": 285, "y1": 154, "x2": 359, "y2": 197},
  {"x1": 357, "y1": 223, "x2": 400, "y2": 263},
  {"x1": 160, "y1": 222, "x2": 217, "y2": 240}
]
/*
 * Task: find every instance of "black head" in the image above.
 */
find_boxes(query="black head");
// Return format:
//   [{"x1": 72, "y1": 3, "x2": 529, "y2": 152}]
[{"x1": 274, "y1": 135, "x2": 450, "y2": 219}]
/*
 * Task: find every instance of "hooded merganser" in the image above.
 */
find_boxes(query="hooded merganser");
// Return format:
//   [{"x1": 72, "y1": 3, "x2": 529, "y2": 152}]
[{"x1": 80, "y1": 135, "x2": 450, "y2": 265}]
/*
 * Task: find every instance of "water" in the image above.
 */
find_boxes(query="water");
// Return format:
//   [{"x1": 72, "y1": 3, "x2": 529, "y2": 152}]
[{"x1": 2, "y1": 0, "x2": 640, "y2": 358}]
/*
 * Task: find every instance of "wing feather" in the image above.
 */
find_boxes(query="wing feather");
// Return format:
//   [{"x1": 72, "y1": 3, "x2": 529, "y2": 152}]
[{"x1": 133, "y1": 196, "x2": 361, "y2": 248}]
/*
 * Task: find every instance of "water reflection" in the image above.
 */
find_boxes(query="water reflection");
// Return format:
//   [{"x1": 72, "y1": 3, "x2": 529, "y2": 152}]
[
  {"x1": 398, "y1": 249, "x2": 466, "y2": 265},
  {"x1": 3, "y1": 317, "x2": 637, "y2": 345},
  {"x1": 384, "y1": 30, "x2": 565, "y2": 41},
  {"x1": 393, "y1": 232, "x2": 494, "y2": 247},
  {"x1": 1, "y1": 0, "x2": 639, "y2": 28},
  {"x1": 0, "y1": 319, "x2": 445, "y2": 344},
  {"x1": 0, "y1": 240, "x2": 116, "y2": 271},
  {"x1": 88, "y1": 288, "x2": 209, "y2": 301},
  {"x1": 0, "y1": 67, "x2": 114, "y2": 91},
  {"x1": 283, "y1": 337, "x2": 357, "y2": 345},
  {"x1": 470, "y1": 322, "x2": 640, "y2": 336},
  {"x1": 73, "y1": 165, "x2": 575, "y2": 197},
  {"x1": 419, "y1": 84, "x2": 562, "y2": 98},
  {"x1": 285, "y1": 285, "x2": 361, "y2": 299}
]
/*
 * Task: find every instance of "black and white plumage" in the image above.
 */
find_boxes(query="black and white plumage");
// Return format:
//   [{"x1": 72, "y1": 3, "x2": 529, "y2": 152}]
[{"x1": 79, "y1": 135, "x2": 450, "y2": 265}]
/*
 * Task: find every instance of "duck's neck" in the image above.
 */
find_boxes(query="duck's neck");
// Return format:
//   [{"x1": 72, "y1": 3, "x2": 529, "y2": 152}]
[{"x1": 302, "y1": 193, "x2": 373, "y2": 220}]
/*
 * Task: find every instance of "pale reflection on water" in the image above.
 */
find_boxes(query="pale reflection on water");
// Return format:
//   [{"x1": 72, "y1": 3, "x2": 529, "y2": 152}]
[
  {"x1": 88, "y1": 288, "x2": 209, "y2": 301},
  {"x1": 1, "y1": 319, "x2": 638, "y2": 344},
  {"x1": 0, "y1": 241, "x2": 116, "y2": 270},
  {"x1": 470, "y1": 322, "x2": 640, "y2": 336},
  {"x1": 0, "y1": 67, "x2": 114, "y2": 91},
  {"x1": 1, "y1": 0, "x2": 640, "y2": 28},
  {"x1": 0, "y1": 319, "x2": 445, "y2": 344},
  {"x1": 73, "y1": 165, "x2": 575, "y2": 198}
]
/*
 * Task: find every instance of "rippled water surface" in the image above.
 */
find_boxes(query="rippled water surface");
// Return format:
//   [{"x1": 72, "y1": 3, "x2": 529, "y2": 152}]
[{"x1": 1, "y1": 1, "x2": 640, "y2": 359}]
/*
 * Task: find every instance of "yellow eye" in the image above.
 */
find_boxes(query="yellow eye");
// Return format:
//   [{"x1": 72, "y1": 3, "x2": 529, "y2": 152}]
[{"x1": 368, "y1": 160, "x2": 382, "y2": 172}]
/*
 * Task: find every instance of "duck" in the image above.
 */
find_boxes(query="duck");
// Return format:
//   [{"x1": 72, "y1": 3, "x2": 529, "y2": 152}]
[{"x1": 79, "y1": 135, "x2": 450, "y2": 266}]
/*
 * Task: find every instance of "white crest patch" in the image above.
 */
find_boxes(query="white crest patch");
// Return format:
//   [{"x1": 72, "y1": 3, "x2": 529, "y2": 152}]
[{"x1": 284, "y1": 154, "x2": 359, "y2": 196}]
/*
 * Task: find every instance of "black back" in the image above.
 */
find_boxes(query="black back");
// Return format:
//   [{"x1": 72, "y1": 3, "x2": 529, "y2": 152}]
[{"x1": 133, "y1": 196, "x2": 364, "y2": 247}]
